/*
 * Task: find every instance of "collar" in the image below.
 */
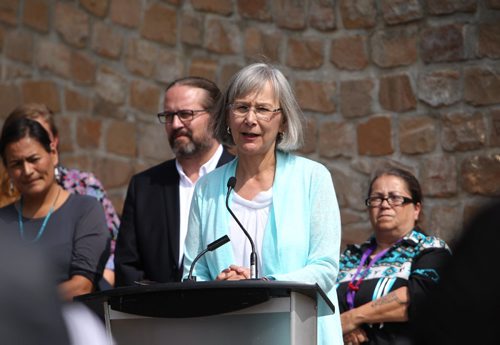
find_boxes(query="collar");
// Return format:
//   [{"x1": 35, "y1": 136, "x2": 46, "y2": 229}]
[{"x1": 175, "y1": 144, "x2": 224, "y2": 184}]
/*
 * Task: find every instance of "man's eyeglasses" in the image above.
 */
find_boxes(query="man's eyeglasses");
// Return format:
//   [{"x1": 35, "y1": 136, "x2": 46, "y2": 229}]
[
  {"x1": 365, "y1": 195, "x2": 414, "y2": 208},
  {"x1": 157, "y1": 109, "x2": 207, "y2": 124},
  {"x1": 229, "y1": 103, "x2": 281, "y2": 122}
]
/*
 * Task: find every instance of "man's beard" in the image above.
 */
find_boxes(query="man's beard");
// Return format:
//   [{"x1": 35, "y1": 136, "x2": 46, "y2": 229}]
[{"x1": 169, "y1": 129, "x2": 214, "y2": 158}]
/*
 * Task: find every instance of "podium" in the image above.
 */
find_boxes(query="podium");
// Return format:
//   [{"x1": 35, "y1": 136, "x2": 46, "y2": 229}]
[{"x1": 77, "y1": 280, "x2": 335, "y2": 345}]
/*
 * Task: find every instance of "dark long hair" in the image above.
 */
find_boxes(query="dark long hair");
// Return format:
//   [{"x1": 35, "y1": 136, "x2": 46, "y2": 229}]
[{"x1": 0, "y1": 117, "x2": 52, "y2": 165}]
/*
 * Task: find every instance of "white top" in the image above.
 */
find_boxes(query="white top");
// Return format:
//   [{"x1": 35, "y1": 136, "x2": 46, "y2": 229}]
[
  {"x1": 176, "y1": 144, "x2": 223, "y2": 266},
  {"x1": 229, "y1": 188, "x2": 272, "y2": 274}
]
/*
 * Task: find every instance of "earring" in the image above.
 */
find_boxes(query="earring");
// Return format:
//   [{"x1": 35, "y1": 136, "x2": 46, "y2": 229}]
[
  {"x1": 54, "y1": 166, "x2": 60, "y2": 181},
  {"x1": 226, "y1": 126, "x2": 232, "y2": 135},
  {"x1": 9, "y1": 180, "x2": 14, "y2": 195}
]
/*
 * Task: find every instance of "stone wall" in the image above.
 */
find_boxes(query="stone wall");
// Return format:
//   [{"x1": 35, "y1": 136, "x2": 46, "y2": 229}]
[{"x1": 0, "y1": 0, "x2": 499, "y2": 247}]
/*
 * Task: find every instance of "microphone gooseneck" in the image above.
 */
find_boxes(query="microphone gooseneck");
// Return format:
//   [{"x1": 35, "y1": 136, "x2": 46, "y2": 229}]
[
  {"x1": 186, "y1": 235, "x2": 230, "y2": 282},
  {"x1": 226, "y1": 177, "x2": 258, "y2": 279}
]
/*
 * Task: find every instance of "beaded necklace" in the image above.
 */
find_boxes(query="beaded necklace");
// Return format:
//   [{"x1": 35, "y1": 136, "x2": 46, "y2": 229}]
[
  {"x1": 17, "y1": 187, "x2": 61, "y2": 243},
  {"x1": 346, "y1": 243, "x2": 393, "y2": 310}
]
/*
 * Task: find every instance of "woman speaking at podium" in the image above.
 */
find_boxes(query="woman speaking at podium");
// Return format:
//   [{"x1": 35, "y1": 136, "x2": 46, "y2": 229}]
[{"x1": 183, "y1": 63, "x2": 343, "y2": 345}]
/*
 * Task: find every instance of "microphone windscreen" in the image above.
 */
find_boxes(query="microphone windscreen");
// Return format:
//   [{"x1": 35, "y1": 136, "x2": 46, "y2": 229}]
[
  {"x1": 227, "y1": 176, "x2": 237, "y2": 189},
  {"x1": 207, "y1": 235, "x2": 230, "y2": 252}
]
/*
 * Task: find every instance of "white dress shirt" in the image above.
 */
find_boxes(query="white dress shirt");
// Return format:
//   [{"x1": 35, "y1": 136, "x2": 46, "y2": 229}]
[{"x1": 176, "y1": 145, "x2": 223, "y2": 266}]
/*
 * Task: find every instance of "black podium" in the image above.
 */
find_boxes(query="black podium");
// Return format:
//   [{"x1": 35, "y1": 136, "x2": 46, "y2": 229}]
[{"x1": 77, "y1": 280, "x2": 335, "y2": 345}]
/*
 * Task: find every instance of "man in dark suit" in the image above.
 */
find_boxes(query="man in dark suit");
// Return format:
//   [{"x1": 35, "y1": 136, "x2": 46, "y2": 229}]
[{"x1": 115, "y1": 77, "x2": 234, "y2": 286}]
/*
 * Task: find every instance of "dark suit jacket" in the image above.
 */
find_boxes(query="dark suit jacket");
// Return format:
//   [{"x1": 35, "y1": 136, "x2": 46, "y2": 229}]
[{"x1": 115, "y1": 149, "x2": 234, "y2": 287}]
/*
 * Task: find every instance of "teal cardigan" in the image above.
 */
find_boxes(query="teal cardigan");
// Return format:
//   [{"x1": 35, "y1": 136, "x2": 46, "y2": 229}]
[{"x1": 183, "y1": 151, "x2": 343, "y2": 344}]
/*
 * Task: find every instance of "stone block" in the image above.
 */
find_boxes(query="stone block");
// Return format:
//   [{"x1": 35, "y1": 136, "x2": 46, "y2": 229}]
[
  {"x1": 189, "y1": 58, "x2": 217, "y2": 81},
  {"x1": 130, "y1": 79, "x2": 161, "y2": 114},
  {"x1": 236, "y1": 0, "x2": 271, "y2": 21},
  {"x1": 54, "y1": 116, "x2": 73, "y2": 153},
  {"x1": 425, "y1": 0, "x2": 477, "y2": 14},
  {"x1": 220, "y1": 63, "x2": 243, "y2": 90},
  {"x1": 490, "y1": 109, "x2": 500, "y2": 147},
  {"x1": 295, "y1": 80, "x2": 336, "y2": 113},
  {"x1": 138, "y1": 122, "x2": 173, "y2": 162},
  {"x1": 191, "y1": 0, "x2": 232, "y2": 15},
  {"x1": 125, "y1": 38, "x2": 158, "y2": 78},
  {"x1": 37, "y1": 40, "x2": 71, "y2": 78},
  {"x1": 65, "y1": 88, "x2": 92, "y2": 113},
  {"x1": 76, "y1": 117, "x2": 101, "y2": 149},
  {"x1": 21, "y1": 80, "x2": 60, "y2": 112},
  {"x1": 3, "y1": 64, "x2": 33, "y2": 80},
  {"x1": 286, "y1": 37, "x2": 324, "y2": 69},
  {"x1": 486, "y1": 0, "x2": 500, "y2": 8},
  {"x1": 370, "y1": 27, "x2": 417, "y2": 68},
  {"x1": 339, "y1": 0, "x2": 376, "y2": 29},
  {"x1": 205, "y1": 18, "x2": 240, "y2": 54},
  {"x1": 330, "y1": 35, "x2": 368, "y2": 70},
  {"x1": 420, "y1": 24, "x2": 465, "y2": 63},
  {"x1": 0, "y1": 26, "x2": 4, "y2": 49},
  {"x1": 319, "y1": 120, "x2": 355, "y2": 158},
  {"x1": 93, "y1": 96, "x2": 125, "y2": 119},
  {"x1": 181, "y1": 12, "x2": 203, "y2": 46},
  {"x1": 399, "y1": 115, "x2": 437, "y2": 154},
  {"x1": 106, "y1": 120, "x2": 137, "y2": 157},
  {"x1": 417, "y1": 69, "x2": 461, "y2": 107},
  {"x1": 92, "y1": 157, "x2": 134, "y2": 189},
  {"x1": 461, "y1": 154, "x2": 500, "y2": 196},
  {"x1": 420, "y1": 155, "x2": 457, "y2": 197},
  {"x1": 244, "y1": 27, "x2": 282, "y2": 62},
  {"x1": 299, "y1": 117, "x2": 317, "y2": 154},
  {"x1": 341, "y1": 223, "x2": 372, "y2": 249},
  {"x1": 357, "y1": 116, "x2": 393, "y2": 156},
  {"x1": 110, "y1": 0, "x2": 141, "y2": 28},
  {"x1": 427, "y1": 203, "x2": 462, "y2": 244},
  {"x1": 441, "y1": 112, "x2": 486, "y2": 151},
  {"x1": 140, "y1": 3, "x2": 176, "y2": 45},
  {"x1": 55, "y1": 2, "x2": 89, "y2": 48},
  {"x1": 155, "y1": 50, "x2": 184, "y2": 84},
  {"x1": 0, "y1": 84, "x2": 21, "y2": 119},
  {"x1": 464, "y1": 66, "x2": 500, "y2": 106},
  {"x1": 96, "y1": 66, "x2": 127, "y2": 105},
  {"x1": 340, "y1": 209, "x2": 367, "y2": 225},
  {"x1": 273, "y1": 0, "x2": 306, "y2": 30},
  {"x1": 340, "y1": 78, "x2": 373, "y2": 118},
  {"x1": 80, "y1": 0, "x2": 109, "y2": 17},
  {"x1": 478, "y1": 22, "x2": 500, "y2": 59},
  {"x1": 381, "y1": 0, "x2": 422, "y2": 25},
  {"x1": 70, "y1": 51, "x2": 96, "y2": 85},
  {"x1": 91, "y1": 22, "x2": 123, "y2": 59},
  {"x1": 331, "y1": 167, "x2": 368, "y2": 211},
  {"x1": 23, "y1": 0, "x2": 49, "y2": 32},
  {"x1": 5, "y1": 30, "x2": 33, "y2": 63},
  {"x1": 0, "y1": 0, "x2": 18, "y2": 26},
  {"x1": 309, "y1": 0, "x2": 336, "y2": 31},
  {"x1": 379, "y1": 74, "x2": 416, "y2": 112},
  {"x1": 60, "y1": 155, "x2": 91, "y2": 172}
]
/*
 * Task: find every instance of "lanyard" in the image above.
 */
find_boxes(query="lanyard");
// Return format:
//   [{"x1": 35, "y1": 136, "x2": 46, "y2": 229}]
[{"x1": 346, "y1": 244, "x2": 392, "y2": 310}]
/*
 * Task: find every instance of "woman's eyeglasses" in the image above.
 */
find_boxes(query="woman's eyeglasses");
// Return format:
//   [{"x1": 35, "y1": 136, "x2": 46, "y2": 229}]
[
  {"x1": 365, "y1": 195, "x2": 414, "y2": 208},
  {"x1": 229, "y1": 103, "x2": 281, "y2": 122}
]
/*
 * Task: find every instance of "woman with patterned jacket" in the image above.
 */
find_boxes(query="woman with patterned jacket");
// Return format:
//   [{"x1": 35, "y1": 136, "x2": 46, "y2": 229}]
[{"x1": 336, "y1": 167, "x2": 451, "y2": 345}]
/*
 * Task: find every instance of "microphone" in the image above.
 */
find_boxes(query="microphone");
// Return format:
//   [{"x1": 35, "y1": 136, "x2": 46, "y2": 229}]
[
  {"x1": 226, "y1": 177, "x2": 258, "y2": 279},
  {"x1": 186, "y1": 235, "x2": 230, "y2": 282}
]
